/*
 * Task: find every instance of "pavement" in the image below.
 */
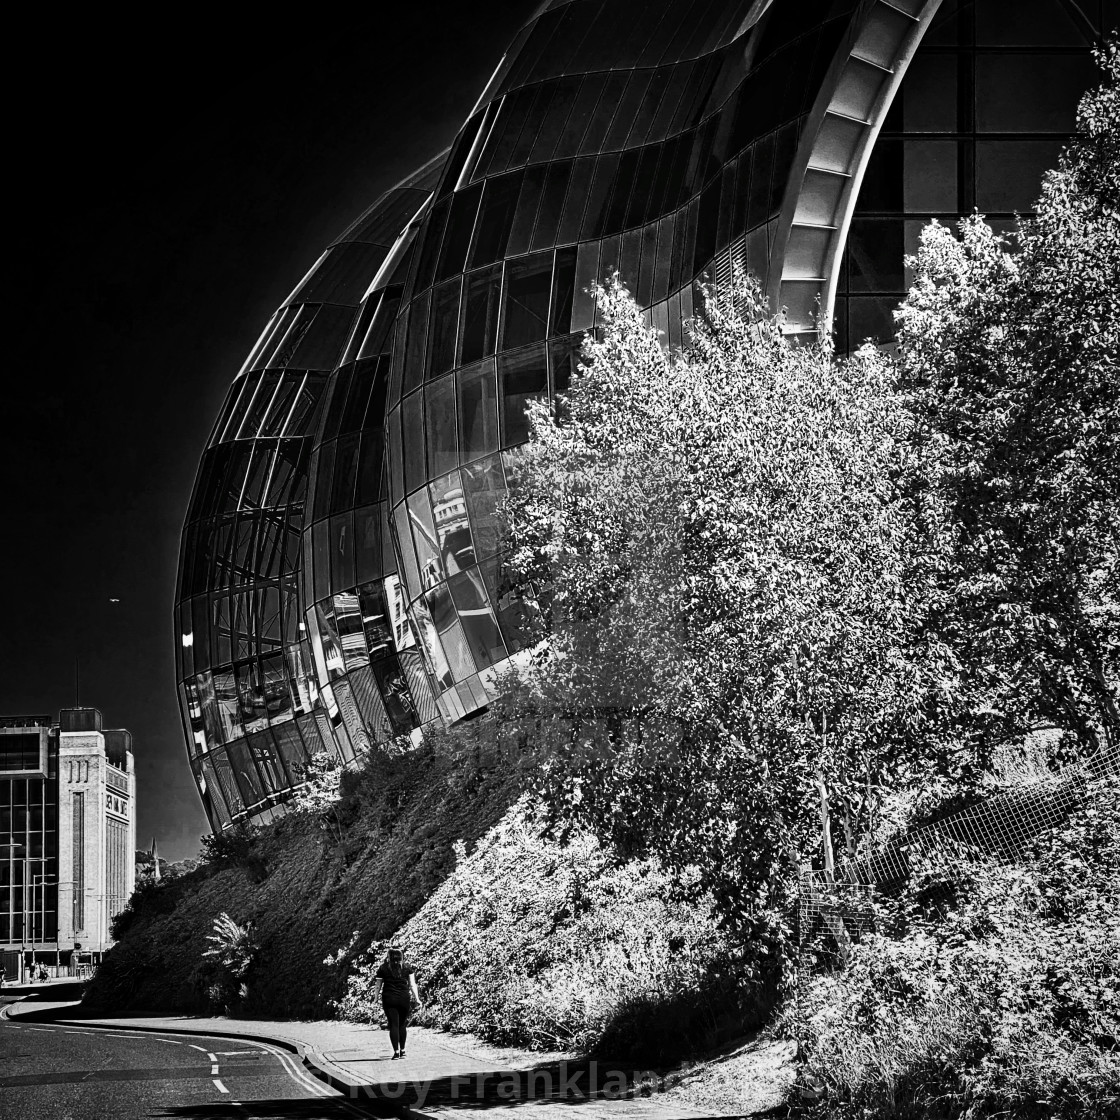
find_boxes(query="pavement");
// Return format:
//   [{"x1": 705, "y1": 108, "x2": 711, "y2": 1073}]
[{"x1": 2, "y1": 986, "x2": 790, "y2": 1118}]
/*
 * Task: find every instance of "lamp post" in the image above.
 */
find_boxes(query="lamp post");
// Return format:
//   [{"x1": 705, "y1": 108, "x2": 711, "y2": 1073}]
[{"x1": 20, "y1": 856, "x2": 56, "y2": 972}]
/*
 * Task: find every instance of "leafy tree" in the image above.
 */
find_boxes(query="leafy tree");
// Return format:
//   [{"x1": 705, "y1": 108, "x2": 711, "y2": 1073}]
[
  {"x1": 501, "y1": 277, "x2": 957, "y2": 962},
  {"x1": 199, "y1": 819, "x2": 270, "y2": 881},
  {"x1": 500, "y1": 41, "x2": 1117, "y2": 993},
  {"x1": 167, "y1": 857, "x2": 201, "y2": 877},
  {"x1": 896, "y1": 42, "x2": 1120, "y2": 761}
]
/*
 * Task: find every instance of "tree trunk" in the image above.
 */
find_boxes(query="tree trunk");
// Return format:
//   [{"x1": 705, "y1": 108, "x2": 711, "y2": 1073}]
[{"x1": 816, "y1": 774, "x2": 835, "y2": 884}]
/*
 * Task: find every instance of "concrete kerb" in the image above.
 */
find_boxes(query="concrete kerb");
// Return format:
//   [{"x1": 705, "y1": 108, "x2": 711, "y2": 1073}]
[{"x1": 1, "y1": 998, "x2": 424, "y2": 1117}]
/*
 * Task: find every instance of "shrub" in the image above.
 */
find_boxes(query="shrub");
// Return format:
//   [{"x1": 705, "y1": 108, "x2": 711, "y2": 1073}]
[
  {"x1": 199, "y1": 820, "x2": 269, "y2": 882},
  {"x1": 332, "y1": 798, "x2": 773, "y2": 1064},
  {"x1": 201, "y1": 912, "x2": 260, "y2": 1013},
  {"x1": 796, "y1": 776, "x2": 1120, "y2": 1119}
]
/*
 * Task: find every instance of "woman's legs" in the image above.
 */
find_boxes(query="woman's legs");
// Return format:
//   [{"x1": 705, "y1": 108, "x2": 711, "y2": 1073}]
[
  {"x1": 385, "y1": 1005, "x2": 402, "y2": 1053},
  {"x1": 383, "y1": 1002, "x2": 411, "y2": 1053}
]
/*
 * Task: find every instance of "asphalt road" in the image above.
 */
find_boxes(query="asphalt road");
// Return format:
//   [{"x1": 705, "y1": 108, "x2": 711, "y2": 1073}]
[{"x1": 0, "y1": 995, "x2": 386, "y2": 1120}]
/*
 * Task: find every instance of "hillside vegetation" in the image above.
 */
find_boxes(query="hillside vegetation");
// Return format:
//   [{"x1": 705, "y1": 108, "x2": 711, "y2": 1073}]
[
  {"x1": 86, "y1": 737, "x2": 523, "y2": 1018},
  {"x1": 87, "y1": 733, "x2": 756, "y2": 1062}
]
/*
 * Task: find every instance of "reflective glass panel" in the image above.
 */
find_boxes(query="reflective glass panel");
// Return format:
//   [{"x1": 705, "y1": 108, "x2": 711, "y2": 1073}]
[
  {"x1": 333, "y1": 591, "x2": 368, "y2": 671},
  {"x1": 330, "y1": 512, "x2": 356, "y2": 595},
  {"x1": 354, "y1": 504, "x2": 382, "y2": 586},
  {"x1": 460, "y1": 265, "x2": 503, "y2": 365},
  {"x1": 975, "y1": 139, "x2": 1064, "y2": 212},
  {"x1": 531, "y1": 161, "x2": 574, "y2": 250},
  {"x1": 428, "y1": 277, "x2": 462, "y2": 380},
  {"x1": 469, "y1": 171, "x2": 524, "y2": 268},
  {"x1": 403, "y1": 290, "x2": 431, "y2": 396},
  {"x1": 402, "y1": 391, "x2": 426, "y2": 495},
  {"x1": 436, "y1": 182, "x2": 483, "y2": 282},
  {"x1": 903, "y1": 141, "x2": 958, "y2": 213},
  {"x1": 425, "y1": 374, "x2": 459, "y2": 479},
  {"x1": 407, "y1": 489, "x2": 444, "y2": 593},
  {"x1": 358, "y1": 582, "x2": 394, "y2": 660},
  {"x1": 372, "y1": 657, "x2": 417, "y2": 735},
  {"x1": 354, "y1": 429, "x2": 383, "y2": 507},
  {"x1": 975, "y1": 54, "x2": 1093, "y2": 133},
  {"x1": 462, "y1": 454, "x2": 506, "y2": 563},
  {"x1": 430, "y1": 470, "x2": 476, "y2": 577},
  {"x1": 502, "y1": 252, "x2": 553, "y2": 349},
  {"x1": 498, "y1": 345, "x2": 548, "y2": 449},
  {"x1": 458, "y1": 360, "x2": 500, "y2": 464},
  {"x1": 447, "y1": 568, "x2": 507, "y2": 670}
]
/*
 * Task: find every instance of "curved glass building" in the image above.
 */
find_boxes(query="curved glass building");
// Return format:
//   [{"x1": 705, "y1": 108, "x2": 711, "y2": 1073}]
[{"x1": 178, "y1": 0, "x2": 1109, "y2": 830}]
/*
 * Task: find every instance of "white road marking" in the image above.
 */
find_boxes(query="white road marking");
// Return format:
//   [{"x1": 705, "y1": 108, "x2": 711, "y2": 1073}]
[
  {"x1": 7, "y1": 1018, "x2": 347, "y2": 1107},
  {"x1": 35, "y1": 1026, "x2": 147, "y2": 1042},
  {"x1": 216, "y1": 1050, "x2": 258, "y2": 1055},
  {"x1": 156, "y1": 1038, "x2": 183, "y2": 1045},
  {"x1": 250, "y1": 1040, "x2": 333, "y2": 1099},
  {"x1": 211, "y1": 1063, "x2": 220, "y2": 1075},
  {"x1": 25, "y1": 1026, "x2": 55, "y2": 1032}
]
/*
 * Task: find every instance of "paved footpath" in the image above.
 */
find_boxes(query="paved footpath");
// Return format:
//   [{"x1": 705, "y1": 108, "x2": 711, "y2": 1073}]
[{"x1": 5, "y1": 992, "x2": 788, "y2": 1117}]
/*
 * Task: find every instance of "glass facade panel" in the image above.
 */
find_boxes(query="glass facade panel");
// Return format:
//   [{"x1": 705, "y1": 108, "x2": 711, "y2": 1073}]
[
  {"x1": 469, "y1": 171, "x2": 524, "y2": 268},
  {"x1": 502, "y1": 252, "x2": 553, "y2": 349},
  {"x1": 498, "y1": 345, "x2": 548, "y2": 449},
  {"x1": 428, "y1": 278, "x2": 462, "y2": 379},
  {"x1": 975, "y1": 54, "x2": 1095, "y2": 132},
  {"x1": 425, "y1": 374, "x2": 458, "y2": 479},
  {"x1": 531, "y1": 161, "x2": 574, "y2": 250},
  {"x1": 403, "y1": 290, "x2": 431, "y2": 395},
  {"x1": 402, "y1": 391, "x2": 426, "y2": 495},
  {"x1": 460, "y1": 265, "x2": 503, "y2": 365},
  {"x1": 458, "y1": 360, "x2": 500, "y2": 464},
  {"x1": 462, "y1": 454, "x2": 506, "y2": 563},
  {"x1": 975, "y1": 139, "x2": 1065, "y2": 212},
  {"x1": 431, "y1": 471, "x2": 476, "y2": 576},
  {"x1": 902, "y1": 140, "x2": 958, "y2": 214}
]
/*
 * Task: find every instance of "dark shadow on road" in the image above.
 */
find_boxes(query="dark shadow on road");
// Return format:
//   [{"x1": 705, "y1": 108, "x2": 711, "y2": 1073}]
[
  {"x1": 154, "y1": 1100, "x2": 412, "y2": 1119},
  {"x1": 1, "y1": 981, "x2": 85, "y2": 1002}
]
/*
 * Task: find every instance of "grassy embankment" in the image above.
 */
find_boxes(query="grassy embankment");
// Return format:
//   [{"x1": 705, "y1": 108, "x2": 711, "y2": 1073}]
[
  {"x1": 89, "y1": 728, "x2": 1118, "y2": 1113},
  {"x1": 87, "y1": 731, "x2": 765, "y2": 1064}
]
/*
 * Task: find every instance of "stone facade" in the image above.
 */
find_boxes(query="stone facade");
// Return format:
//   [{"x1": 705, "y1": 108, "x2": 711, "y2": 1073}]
[{"x1": 1, "y1": 707, "x2": 135, "y2": 968}]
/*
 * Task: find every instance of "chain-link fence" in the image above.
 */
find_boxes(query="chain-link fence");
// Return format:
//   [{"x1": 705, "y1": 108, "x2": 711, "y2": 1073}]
[{"x1": 795, "y1": 731, "x2": 1119, "y2": 1001}]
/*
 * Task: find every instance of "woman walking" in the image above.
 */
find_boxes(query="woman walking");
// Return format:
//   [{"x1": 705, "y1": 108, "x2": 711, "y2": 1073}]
[{"x1": 373, "y1": 941, "x2": 422, "y2": 1059}]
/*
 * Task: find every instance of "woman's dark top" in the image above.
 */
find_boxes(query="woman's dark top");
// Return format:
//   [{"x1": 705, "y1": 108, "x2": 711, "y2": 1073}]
[{"x1": 376, "y1": 961, "x2": 415, "y2": 1004}]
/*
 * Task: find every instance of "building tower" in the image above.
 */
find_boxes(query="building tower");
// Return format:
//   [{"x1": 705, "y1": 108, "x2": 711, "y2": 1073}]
[{"x1": 1, "y1": 708, "x2": 135, "y2": 980}]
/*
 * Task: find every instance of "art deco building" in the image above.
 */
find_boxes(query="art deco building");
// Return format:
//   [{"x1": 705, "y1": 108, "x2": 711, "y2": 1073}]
[
  {"x1": 177, "y1": 0, "x2": 1110, "y2": 831},
  {"x1": 1, "y1": 709, "x2": 136, "y2": 978}
]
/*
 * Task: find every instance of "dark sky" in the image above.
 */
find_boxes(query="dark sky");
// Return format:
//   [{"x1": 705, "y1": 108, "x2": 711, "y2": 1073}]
[{"x1": 5, "y1": 5, "x2": 537, "y2": 861}]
